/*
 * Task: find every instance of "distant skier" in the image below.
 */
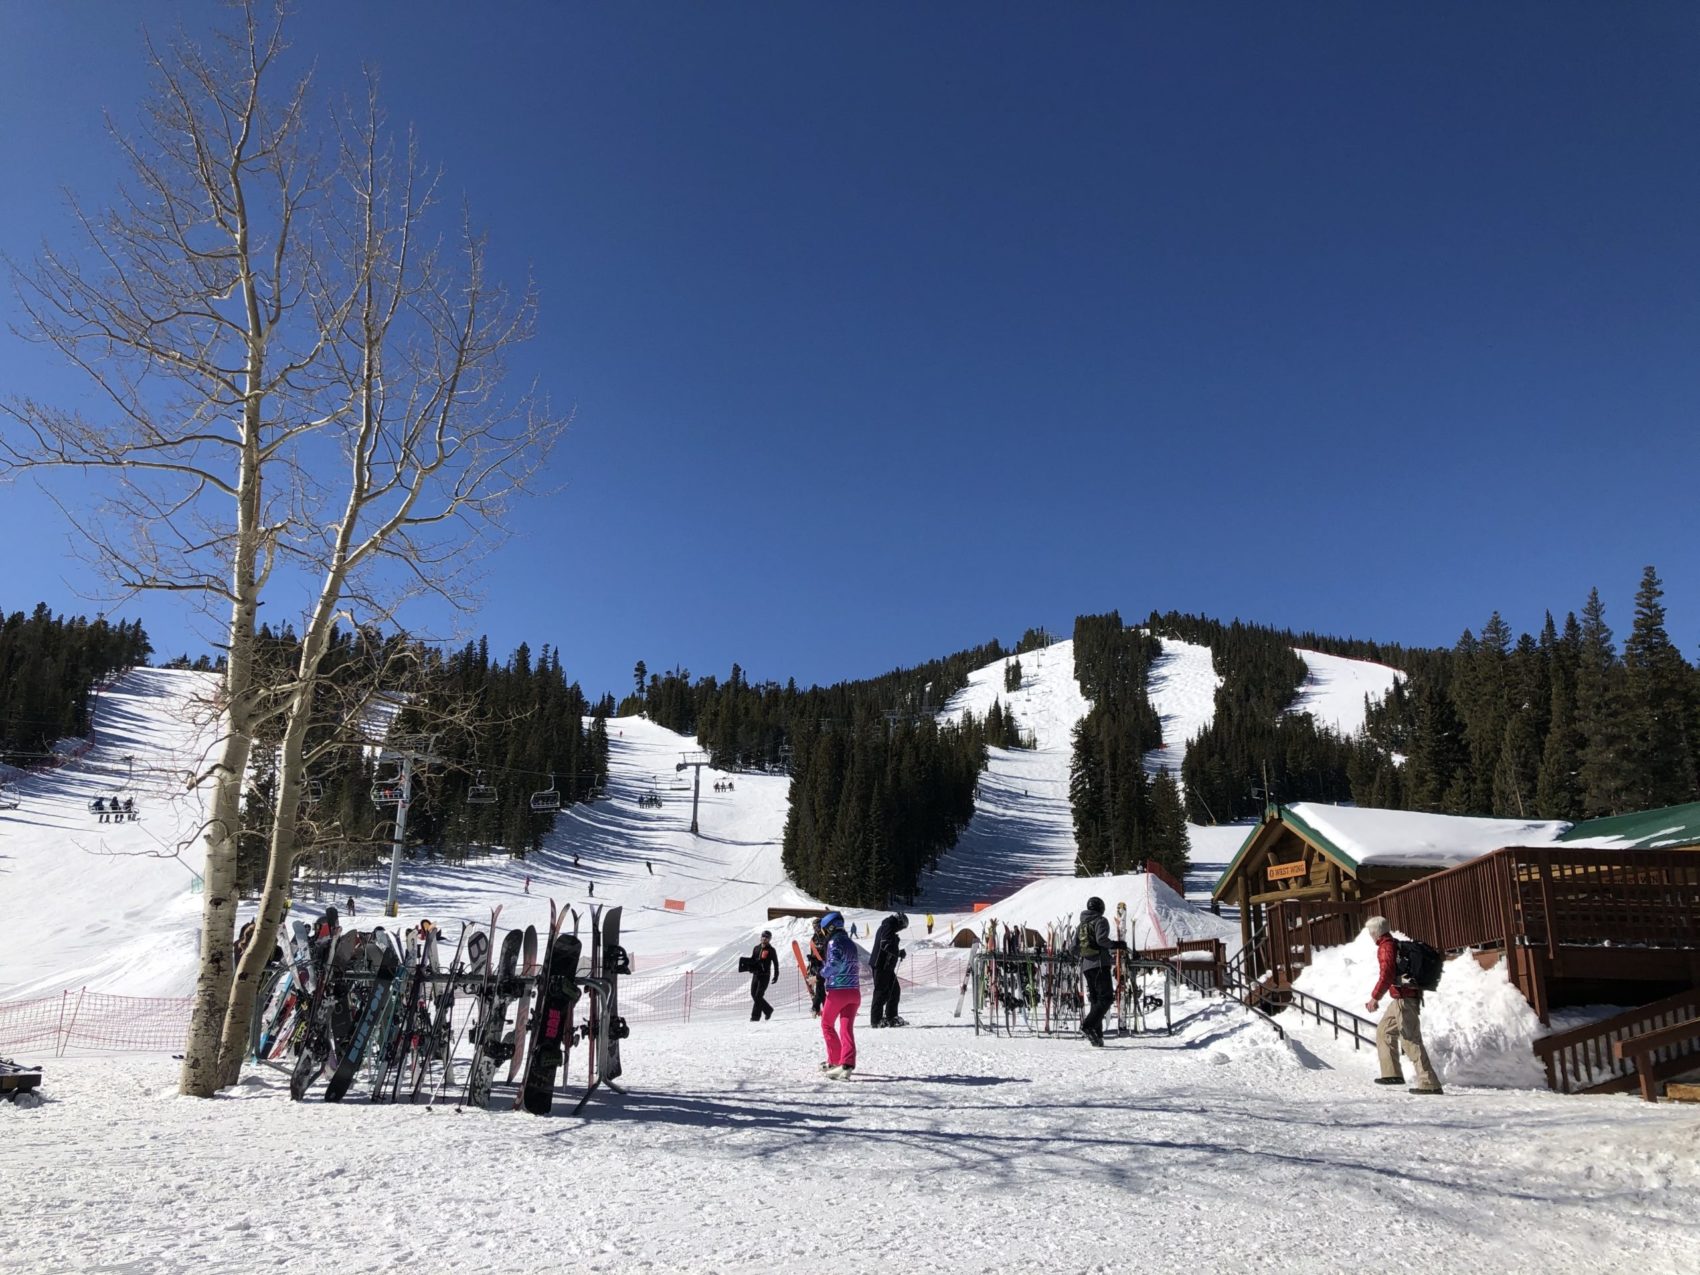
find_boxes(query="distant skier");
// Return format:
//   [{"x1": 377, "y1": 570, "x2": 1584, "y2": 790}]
[
  {"x1": 1077, "y1": 897, "x2": 1125, "y2": 1047},
  {"x1": 817, "y1": 911, "x2": 861, "y2": 1078},
  {"x1": 646, "y1": 860, "x2": 653, "y2": 875},
  {"x1": 747, "y1": 931, "x2": 780, "y2": 1021},
  {"x1": 925, "y1": 913, "x2": 934, "y2": 936},
  {"x1": 869, "y1": 913, "x2": 908, "y2": 1028},
  {"x1": 523, "y1": 874, "x2": 531, "y2": 895},
  {"x1": 346, "y1": 895, "x2": 356, "y2": 917},
  {"x1": 588, "y1": 880, "x2": 594, "y2": 897},
  {"x1": 1364, "y1": 916, "x2": 1444, "y2": 1094}
]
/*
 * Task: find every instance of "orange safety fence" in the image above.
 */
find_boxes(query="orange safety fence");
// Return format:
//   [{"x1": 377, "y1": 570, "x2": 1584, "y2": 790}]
[{"x1": 0, "y1": 951, "x2": 975, "y2": 1054}]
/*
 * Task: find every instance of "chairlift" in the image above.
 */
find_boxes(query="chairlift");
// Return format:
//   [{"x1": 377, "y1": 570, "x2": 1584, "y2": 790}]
[
  {"x1": 529, "y1": 772, "x2": 561, "y2": 813},
  {"x1": 0, "y1": 782, "x2": 19, "y2": 811},
  {"x1": 371, "y1": 767, "x2": 407, "y2": 807},
  {"x1": 467, "y1": 770, "x2": 498, "y2": 806},
  {"x1": 91, "y1": 755, "x2": 141, "y2": 823},
  {"x1": 303, "y1": 779, "x2": 324, "y2": 805}
]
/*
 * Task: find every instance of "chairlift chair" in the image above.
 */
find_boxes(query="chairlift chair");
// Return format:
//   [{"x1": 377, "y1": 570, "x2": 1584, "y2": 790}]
[
  {"x1": 529, "y1": 772, "x2": 561, "y2": 813},
  {"x1": 0, "y1": 783, "x2": 19, "y2": 811},
  {"x1": 467, "y1": 770, "x2": 498, "y2": 806},
  {"x1": 371, "y1": 773, "x2": 407, "y2": 807},
  {"x1": 303, "y1": 779, "x2": 324, "y2": 804}
]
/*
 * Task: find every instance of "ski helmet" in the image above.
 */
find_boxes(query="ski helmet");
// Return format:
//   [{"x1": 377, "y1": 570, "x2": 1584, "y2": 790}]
[
  {"x1": 1086, "y1": 896, "x2": 1105, "y2": 915},
  {"x1": 820, "y1": 910, "x2": 843, "y2": 931}
]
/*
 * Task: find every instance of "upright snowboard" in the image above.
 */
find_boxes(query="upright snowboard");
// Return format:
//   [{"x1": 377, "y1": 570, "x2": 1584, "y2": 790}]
[
  {"x1": 325, "y1": 930, "x2": 401, "y2": 1102},
  {"x1": 520, "y1": 930, "x2": 582, "y2": 1115}
]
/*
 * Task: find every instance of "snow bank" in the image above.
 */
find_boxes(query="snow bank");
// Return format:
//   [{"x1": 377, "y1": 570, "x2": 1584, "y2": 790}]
[
  {"x1": 1292, "y1": 932, "x2": 1559, "y2": 1088},
  {"x1": 962, "y1": 871, "x2": 1239, "y2": 953}
]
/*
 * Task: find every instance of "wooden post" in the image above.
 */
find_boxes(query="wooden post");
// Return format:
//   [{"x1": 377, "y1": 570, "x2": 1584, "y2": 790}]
[{"x1": 1538, "y1": 856, "x2": 1558, "y2": 960}]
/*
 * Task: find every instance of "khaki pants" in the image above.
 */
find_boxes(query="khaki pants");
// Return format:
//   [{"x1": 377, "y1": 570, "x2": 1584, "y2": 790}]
[{"x1": 1377, "y1": 997, "x2": 1441, "y2": 1090}]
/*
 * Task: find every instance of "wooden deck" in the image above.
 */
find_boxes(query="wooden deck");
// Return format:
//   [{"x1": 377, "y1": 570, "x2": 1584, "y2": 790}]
[{"x1": 1249, "y1": 846, "x2": 1700, "y2": 1021}]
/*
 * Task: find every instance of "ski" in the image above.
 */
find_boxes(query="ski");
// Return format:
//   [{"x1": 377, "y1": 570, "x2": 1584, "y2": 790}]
[{"x1": 287, "y1": 918, "x2": 344, "y2": 1101}]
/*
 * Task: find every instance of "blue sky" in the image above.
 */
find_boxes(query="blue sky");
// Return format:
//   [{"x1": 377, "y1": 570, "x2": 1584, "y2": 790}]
[{"x1": 2, "y1": 2, "x2": 1696, "y2": 698}]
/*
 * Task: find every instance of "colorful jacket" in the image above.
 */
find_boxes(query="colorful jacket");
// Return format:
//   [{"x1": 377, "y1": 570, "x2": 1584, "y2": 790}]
[{"x1": 822, "y1": 928, "x2": 861, "y2": 990}]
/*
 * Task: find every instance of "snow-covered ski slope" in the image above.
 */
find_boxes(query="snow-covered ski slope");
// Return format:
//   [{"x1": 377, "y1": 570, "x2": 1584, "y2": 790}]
[
  {"x1": 0, "y1": 669, "x2": 215, "y2": 999},
  {"x1": 0, "y1": 631, "x2": 1405, "y2": 996},
  {"x1": 1287, "y1": 647, "x2": 1403, "y2": 736}
]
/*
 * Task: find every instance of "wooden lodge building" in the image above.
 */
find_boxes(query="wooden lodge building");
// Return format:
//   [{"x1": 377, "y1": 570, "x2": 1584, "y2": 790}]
[{"x1": 1211, "y1": 800, "x2": 1700, "y2": 1096}]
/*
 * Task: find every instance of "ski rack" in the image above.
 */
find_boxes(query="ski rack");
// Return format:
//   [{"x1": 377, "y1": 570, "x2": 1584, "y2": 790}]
[
  {"x1": 970, "y1": 953, "x2": 1177, "y2": 1039},
  {"x1": 247, "y1": 967, "x2": 633, "y2": 1114}
]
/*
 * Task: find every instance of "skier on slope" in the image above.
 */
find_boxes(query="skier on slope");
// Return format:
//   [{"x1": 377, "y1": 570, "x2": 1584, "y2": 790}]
[
  {"x1": 1077, "y1": 897, "x2": 1126, "y2": 1047},
  {"x1": 817, "y1": 911, "x2": 861, "y2": 1078},
  {"x1": 869, "y1": 913, "x2": 909, "y2": 1028},
  {"x1": 747, "y1": 931, "x2": 781, "y2": 1021}
]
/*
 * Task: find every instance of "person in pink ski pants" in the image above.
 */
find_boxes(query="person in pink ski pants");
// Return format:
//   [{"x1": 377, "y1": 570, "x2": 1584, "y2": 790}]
[{"x1": 817, "y1": 910, "x2": 861, "y2": 1077}]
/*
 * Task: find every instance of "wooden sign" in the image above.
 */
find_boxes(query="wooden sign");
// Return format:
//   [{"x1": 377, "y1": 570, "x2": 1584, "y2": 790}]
[{"x1": 1265, "y1": 860, "x2": 1308, "y2": 883}]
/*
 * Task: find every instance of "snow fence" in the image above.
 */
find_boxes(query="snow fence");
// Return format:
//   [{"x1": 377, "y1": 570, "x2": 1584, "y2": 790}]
[{"x1": 0, "y1": 951, "x2": 973, "y2": 1055}]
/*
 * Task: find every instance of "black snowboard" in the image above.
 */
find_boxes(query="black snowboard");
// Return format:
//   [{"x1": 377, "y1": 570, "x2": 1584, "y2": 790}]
[
  {"x1": 520, "y1": 931, "x2": 582, "y2": 1115},
  {"x1": 325, "y1": 931, "x2": 401, "y2": 1102}
]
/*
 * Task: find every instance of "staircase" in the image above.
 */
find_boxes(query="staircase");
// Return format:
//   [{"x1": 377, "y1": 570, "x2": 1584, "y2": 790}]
[{"x1": 1531, "y1": 989, "x2": 1700, "y2": 1098}]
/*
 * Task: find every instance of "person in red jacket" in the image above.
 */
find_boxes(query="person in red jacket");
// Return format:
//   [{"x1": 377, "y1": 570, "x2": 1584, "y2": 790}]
[{"x1": 1364, "y1": 916, "x2": 1443, "y2": 1094}]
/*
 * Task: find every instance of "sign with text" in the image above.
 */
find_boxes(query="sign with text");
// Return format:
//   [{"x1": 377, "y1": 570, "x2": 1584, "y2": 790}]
[{"x1": 1265, "y1": 860, "x2": 1308, "y2": 883}]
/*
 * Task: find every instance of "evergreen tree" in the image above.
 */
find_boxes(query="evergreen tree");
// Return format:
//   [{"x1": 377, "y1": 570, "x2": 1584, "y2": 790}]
[
  {"x1": 1147, "y1": 768, "x2": 1192, "y2": 882},
  {"x1": 1621, "y1": 566, "x2": 1697, "y2": 808},
  {"x1": 1576, "y1": 588, "x2": 1634, "y2": 816}
]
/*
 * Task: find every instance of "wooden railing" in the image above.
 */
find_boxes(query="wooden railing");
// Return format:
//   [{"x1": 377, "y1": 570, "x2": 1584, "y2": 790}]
[
  {"x1": 1531, "y1": 989, "x2": 1700, "y2": 1095},
  {"x1": 1257, "y1": 847, "x2": 1700, "y2": 988}
]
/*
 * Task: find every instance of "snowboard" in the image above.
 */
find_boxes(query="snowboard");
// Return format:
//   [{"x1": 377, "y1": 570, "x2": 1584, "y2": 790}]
[
  {"x1": 324, "y1": 930, "x2": 401, "y2": 1102},
  {"x1": 506, "y1": 925, "x2": 540, "y2": 1082},
  {"x1": 464, "y1": 927, "x2": 524, "y2": 1109},
  {"x1": 520, "y1": 930, "x2": 582, "y2": 1115},
  {"x1": 597, "y1": 907, "x2": 627, "y2": 1085}
]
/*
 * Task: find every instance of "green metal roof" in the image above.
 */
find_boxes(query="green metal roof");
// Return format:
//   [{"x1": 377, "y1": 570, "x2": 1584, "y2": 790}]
[{"x1": 1558, "y1": 801, "x2": 1700, "y2": 850}]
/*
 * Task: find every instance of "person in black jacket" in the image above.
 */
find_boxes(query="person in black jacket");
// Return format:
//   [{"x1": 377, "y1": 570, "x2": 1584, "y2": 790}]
[
  {"x1": 869, "y1": 913, "x2": 909, "y2": 1027},
  {"x1": 1077, "y1": 896, "x2": 1126, "y2": 1047},
  {"x1": 748, "y1": 930, "x2": 780, "y2": 1021}
]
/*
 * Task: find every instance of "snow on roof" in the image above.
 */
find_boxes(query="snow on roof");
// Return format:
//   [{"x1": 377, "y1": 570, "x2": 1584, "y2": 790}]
[
  {"x1": 1557, "y1": 801, "x2": 1700, "y2": 851},
  {"x1": 1285, "y1": 802, "x2": 1570, "y2": 871}
]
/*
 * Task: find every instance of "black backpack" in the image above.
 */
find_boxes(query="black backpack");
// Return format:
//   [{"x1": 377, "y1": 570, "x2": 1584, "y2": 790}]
[{"x1": 1395, "y1": 939, "x2": 1444, "y2": 992}]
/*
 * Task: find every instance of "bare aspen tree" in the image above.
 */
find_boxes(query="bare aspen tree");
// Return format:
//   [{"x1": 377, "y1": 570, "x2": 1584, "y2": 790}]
[
  {"x1": 3, "y1": 4, "x2": 566, "y2": 1094},
  {"x1": 1, "y1": 6, "x2": 323, "y2": 1096}
]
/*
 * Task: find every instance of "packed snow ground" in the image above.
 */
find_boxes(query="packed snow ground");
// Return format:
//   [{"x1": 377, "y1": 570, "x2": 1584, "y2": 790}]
[{"x1": 6, "y1": 985, "x2": 1699, "y2": 1275}]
